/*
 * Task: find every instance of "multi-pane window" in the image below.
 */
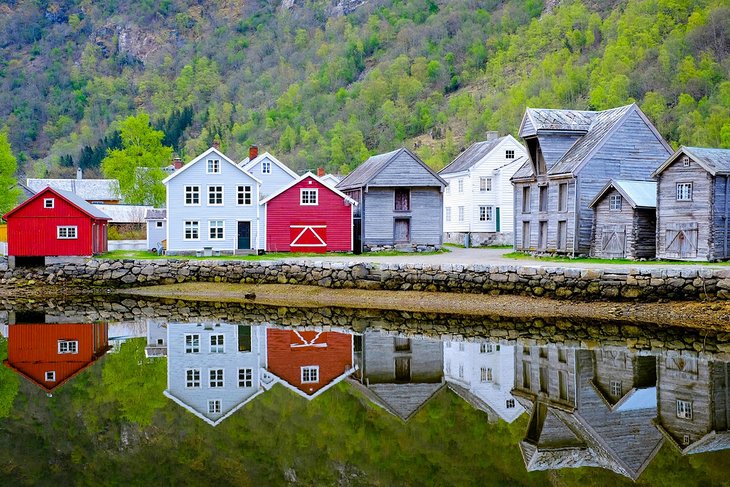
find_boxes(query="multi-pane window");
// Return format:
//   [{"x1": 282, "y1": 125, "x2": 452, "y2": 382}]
[
  {"x1": 210, "y1": 334, "x2": 224, "y2": 353},
  {"x1": 445, "y1": 207, "x2": 452, "y2": 222},
  {"x1": 480, "y1": 177, "x2": 492, "y2": 192},
  {"x1": 185, "y1": 334, "x2": 200, "y2": 353},
  {"x1": 301, "y1": 189, "x2": 318, "y2": 205},
  {"x1": 539, "y1": 185, "x2": 548, "y2": 212},
  {"x1": 682, "y1": 156, "x2": 691, "y2": 167},
  {"x1": 262, "y1": 161, "x2": 271, "y2": 174},
  {"x1": 610, "y1": 380, "x2": 622, "y2": 396},
  {"x1": 458, "y1": 179, "x2": 464, "y2": 192},
  {"x1": 676, "y1": 399, "x2": 693, "y2": 419},
  {"x1": 44, "y1": 198, "x2": 54, "y2": 208},
  {"x1": 185, "y1": 185, "x2": 200, "y2": 205},
  {"x1": 506, "y1": 149, "x2": 515, "y2": 159},
  {"x1": 506, "y1": 399, "x2": 515, "y2": 408},
  {"x1": 238, "y1": 368, "x2": 253, "y2": 388},
  {"x1": 301, "y1": 366, "x2": 319, "y2": 383},
  {"x1": 209, "y1": 220, "x2": 224, "y2": 240},
  {"x1": 609, "y1": 195, "x2": 622, "y2": 211},
  {"x1": 207, "y1": 159, "x2": 220, "y2": 173},
  {"x1": 677, "y1": 182, "x2": 693, "y2": 201},
  {"x1": 184, "y1": 221, "x2": 199, "y2": 240},
  {"x1": 208, "y1": 399, "x2": 221, "y2": 414},
  {"x1": 479, "y1": 206, "x2": 493, "y2": 222},
  {"x1": 237, "y1": 185, "x2": 252, "y2": 205},
  {"x1": 45, "y1": 371, "x2": 56, "y2": 381},
  {"x1": 480, "y1": 367, "x2": 488, "y2": 382},
  {"x1": 208, "y1": 185, "x2": 223, "y2": 205},
  {"x1": 522, "y1": 186, "x2": 531, "y2": 213},
  {"x1": 186, "y1": 369, "x2": 201, "y2": 388},
  {"x1": 480, "y1": 343, "x2": 494, "y2": 353},
  {"x1": 458, "y1": 206, "x2": 465, "y2": 222},
  {"x1": 57, "y1": 226, "x2": 77, "y2": 239},
  {"x1": 458, "y1": 364, "x2": 464, "y2": 378},
  {"x1": 209, "y1": 369, "x2": 224, "y2": 388},
  {"x1": 58, "y1": 340, "x2": 78, "y2": 354},
  {"x1": 394, "y1": 188, "x2": 410, "y2": 211},
  {"x1": 558, "y1": 183, "x2": 567, "y2": 212}
]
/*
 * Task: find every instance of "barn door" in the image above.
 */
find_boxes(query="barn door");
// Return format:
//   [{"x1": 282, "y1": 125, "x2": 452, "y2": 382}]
[
  {"x1": 601, "y1": 225, "x2": 626, "y2": 258},
  {"x1": 665, "y1": 224, "x2": 698, "y2": 258},
  {"x1": 290, "y1": 224, "x2": 327, "y2": 253}
]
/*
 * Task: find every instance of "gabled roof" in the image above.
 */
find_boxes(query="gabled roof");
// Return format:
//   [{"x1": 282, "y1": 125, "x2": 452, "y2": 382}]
[
  {"x1": 439, "y1": 137, "x2": 507, "y2": 175},
  {"x1": 240, "y1": 152, "x2": 299, "y2": 179},
  {"x1": 26, "y1": 178, "x2": 121, "y2": 201},
  {"x1": 3, "y1": 186, "x2": 111, "y2": 221},
  {"x1": 269, "y1": 365, "x2": 358, "y2": 401},
  {"x1": 510, "y1": 160, "x2": 536, "y2": 182},
  {"x1": 653, "y1": 146, "x2": 730, "y2": 177},
  {"x1": 336, "y1": 147, "x2": 446, "y2": 190},
  {"x1": 94, "y1": 204, "x2": 152, "y2": 223},
  {"x1": 259, "y1": 172, "x2": 357, "y2": 205},
  {"x1": 520, "y1": 108, "x2": 595, "y2": 136},
  {"x1": 589, "y1": 180, "x2": 656, "y2": 209},
  {"x1": 162, "y1": 147, "x2": 262, "y2": 185},
  {"x1": 349, "y1": 379, "x2": 445, "y2": 421},
  {"x1": 164, "y1": 383, "x2": 267, "y2": 427},
  {"x1": 145, "y1": 208, "x2": 166, "y2": 220}
]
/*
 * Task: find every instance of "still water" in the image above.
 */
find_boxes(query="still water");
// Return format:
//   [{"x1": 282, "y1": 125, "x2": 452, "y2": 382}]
[{"x1": 1, "y1": 297, "x2": 730, "y2": 486}]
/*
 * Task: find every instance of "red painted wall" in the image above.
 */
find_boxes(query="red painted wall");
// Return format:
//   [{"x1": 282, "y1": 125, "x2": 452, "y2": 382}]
[
  {"x1": 265, "y1": 176, "x2": 353, "y2": 252},
  {"x1": 266, "y1": 329, "x2": 353, "y2": 397}
]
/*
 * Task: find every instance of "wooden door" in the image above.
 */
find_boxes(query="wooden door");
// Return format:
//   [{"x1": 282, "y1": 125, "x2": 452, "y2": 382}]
[
  {"x1": 395, "y1": 357, "x2": 411, "y2": 382},
  {"x1": 237, "y1": 221, "x2": 251, "y2": 250},
  {"x1": 601, "y1": 225, "x2": 626, "y2": 258},
  {"x1": 664, "y1": 224, "x2": 698, "y2": 258},
  {"x1": 394, "y1": 218, "x2": 410, "y2": 243}
]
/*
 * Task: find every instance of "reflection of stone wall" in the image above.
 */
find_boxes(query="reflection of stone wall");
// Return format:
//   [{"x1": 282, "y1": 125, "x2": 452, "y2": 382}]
[
  {"x1": 2, "y1": 296, "x2": 729, "y2": 359},
  {"x1": 2, "y1": 258, "x2": 730, "y2": 301}
]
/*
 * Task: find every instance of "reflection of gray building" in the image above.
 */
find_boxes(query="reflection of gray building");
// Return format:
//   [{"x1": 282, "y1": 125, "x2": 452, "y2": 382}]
[
  {"x1": 513, "y1": 346, "x2": 662, "y2": 481},
  {"x1": 655, "y1": 352, "x2": 730, "y2": 454},
  {"x1": 351, "y1": 332, "x2": 444, "y2": 421}
]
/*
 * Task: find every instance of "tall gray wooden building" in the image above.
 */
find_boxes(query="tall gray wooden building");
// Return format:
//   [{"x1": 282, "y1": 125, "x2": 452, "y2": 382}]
[
  {"x1": 653, "y1": 147, "x2": 730, "y2": 261},
  {"x1": 511, "y1": 104, "x2": 672, "y2": 256},
  {"x1": 337, "y1": 148, "x2": 446, "y2": 252}
]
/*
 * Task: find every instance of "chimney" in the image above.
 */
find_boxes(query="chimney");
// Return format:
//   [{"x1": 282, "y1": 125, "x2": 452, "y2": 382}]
[
  {"x1": 486, "y1": 131, "x2": 499, "y2": 141},
  {"x1": 172, "y1": 156, "x2": 183, "y2": 170},
  {"x1": 249, "y1": 145, "x2": 259, "y2": 161},
  {"x1": 76, "y1": 167, "x2": 82, "y2": 180},
  {"x1": 212, "y1": 139, "x2": 221, "y2": 150},
  {"x1": 317, "y1": 167, "x2": 325, "y2": 177}
]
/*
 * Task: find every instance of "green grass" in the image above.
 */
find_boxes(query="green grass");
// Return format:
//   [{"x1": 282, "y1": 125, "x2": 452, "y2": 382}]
[
  {"x1": 502, "y1": 251, "x2": 730, "y2": 265},
  {"x1": 99, "y1": 247, "x2": 448, "y2": 260}
]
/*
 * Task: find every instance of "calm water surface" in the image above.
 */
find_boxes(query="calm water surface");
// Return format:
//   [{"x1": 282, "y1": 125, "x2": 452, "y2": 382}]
[{"x1": 1, "y1": 297, "x2": 729, "y2": 486}]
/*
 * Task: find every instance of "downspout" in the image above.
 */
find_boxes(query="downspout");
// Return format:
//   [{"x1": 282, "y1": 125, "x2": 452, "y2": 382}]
[
  {"x1": 724, "y1": 175, "x2": 729, "y2": 259},
  {"x1": 256, "y1": 181, "x2": 262, "y2": 252}
]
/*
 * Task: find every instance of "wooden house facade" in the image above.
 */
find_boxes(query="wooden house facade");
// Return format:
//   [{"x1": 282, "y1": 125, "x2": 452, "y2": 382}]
[
  {"x1": 511, "y1": 104, "x2": 672, "y2": 256},
  {"x1": 337, "y1": 148, "x2": 446, "y2": 252},
  {"x1": 589, "y1": 180, "x2": 657, "y2": 259},
  {"x1": 653, "y1": 147, "x2": 730, "y2": 261}
]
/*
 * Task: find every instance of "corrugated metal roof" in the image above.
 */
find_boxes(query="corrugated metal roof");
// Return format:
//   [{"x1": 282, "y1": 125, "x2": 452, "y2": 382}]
[
  {"x1": 94, "y1": 204, "x2": 152, "y2": 223},
  {"x1": 439, "y1": 137, "x2": 506, "y2": 175},
  {"x1": 336, "y1": 148, "x2": 402, "y2": 190},
  {"x1": 53, "y1": 188, "x2": 111, "y2": 219},
  {"x1": 613, "y1": 180, "x2": 656, "y2": 208},
  {"x1": 26, "y1": 178, "x2": 121, "y2": 201},
  {"x1": 684, "y1": 147, "x2": 730, "y2": 175}
]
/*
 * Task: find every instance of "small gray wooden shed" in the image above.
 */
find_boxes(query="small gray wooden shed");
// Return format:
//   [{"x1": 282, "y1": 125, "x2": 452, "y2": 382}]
[{"x1": 589, "y1": 180, "x2": 657, "y2": 259}]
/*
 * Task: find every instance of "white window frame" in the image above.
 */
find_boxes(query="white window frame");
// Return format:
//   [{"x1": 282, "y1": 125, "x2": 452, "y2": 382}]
[
  {"x1": 479, "y1": 206, "x2": 493, "y2": 222},
  {"x1": 209, "y1": 220, "x2": 225, "y2": 241},
  {"x1": 208, "y1": 185, "x2": 224, "y2": 206},
  {"x1": 238, "y1": 368, "x2": 253, "y2": 388},
  {"x1": 184, "y1": 221, "x2": 199, "y2": 241},
  {"x1": 676, "y1": 399, "x2": 693, "y2": 420},
  {"x1": 609, "y1": 195, "x2": 622, "y2": 211},
  {"x1": 480, "y1": 177, "x2": 492, "y2": 192},
  {"x1": 300, "y1": 188, "x2": 318, "y2": 206},
  {"x1": 506, "y1": 149, "x2": 515, "y2": 159},
  {"x1": 184, "y1": 334, "x2": 200, "y2": 354},
  {"x1": 206, "y1": 159, "x2": 221, "y2": 174},
  {"x1": 44, "y1": 198, "x2": 54, "y2": 209},
  {"x1": 676, "y1": 182, "x2": 693, "y2": 201},
  {"x1": 445, "y1": 207, "x2": 451, "y2": 222},
  {"x1": 208, "y1": 399, "x2": 221, "y2": 414},
  {"x1": 210, "y1": 334, "x2": 225, "y2": 353},
  {"x1": 610, "y1": 380, "x2": 622, "y2": 396},
  {"x1": 458, "y1": 206, "x2": 465, "y2": 222},
  {"x1": 480, "y1": 367, "x2": 488, "y2": 382},
  {"x1": 184, "y1": 185, "x2": 200, "y2": 206},
  {"x1": 458, "y1": 179, "x2": 464, "y2": 193},
  {"x1": 506, "y1": 399, "x2": 515, "y2": 409},
  {"x1": 682, "y1": 156, "x2": 691, "y2": 167},
  {"x1": 237, "y1": 185, "x2": 252, "y2": 206},
  {"x1": 185, "y1": 369, "x2": 201, "y2": 388},
  {"x1": 458, "y1": 364, "x2": 464, "y2": 378},
  {"x1": 261, "y1": 161, "x2": 271, "y2": 174},
  {"x1": 301, "y1": 365, "x2": 319, "y2": 383},
  {"x1": 57, "y1": 226, "x2": 78, "y2": 240},
  {"x1": 209, "y1": 368, "x2": 224, "y2": 388},
  {"x1": 58, "y1": 340, "x2": 78, "y2": 354},
  {"x1": 45, "y1": 371, "x2": 56, "y2": 382}
]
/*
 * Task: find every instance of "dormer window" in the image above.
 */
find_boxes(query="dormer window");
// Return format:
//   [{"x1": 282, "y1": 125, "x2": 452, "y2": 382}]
[
  {"x1": 207, "y1": 159, "x2": 220, "y2": 173},
  {"x1": 262, "y1": 161, "x2": 271, "y2": 174},
  {"x1": 44, "y1": 198, "x2": 54, "y2": 208},
  {"x1": 609, "y1": 195, "x2": 622, "y2": 211}
]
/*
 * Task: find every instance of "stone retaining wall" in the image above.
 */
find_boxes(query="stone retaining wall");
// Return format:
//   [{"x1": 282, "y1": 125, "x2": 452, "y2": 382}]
[{"x1": 1, "y1": 257, "x2": 730, "y2": 301}]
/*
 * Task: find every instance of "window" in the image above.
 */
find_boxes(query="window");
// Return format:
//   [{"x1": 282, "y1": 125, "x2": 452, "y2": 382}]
[
  {"x1": 445, "y1": 207, "x2": 452, "y2": 222},
  {"x1": 301, "y1": 366, "x2": 319, "y2": 383},
  {"x1": 682, "y1": 156, "x2": 691, "y2": 167},
  {"x1": 458, "y1": 364, "x2": 464, "y2": 378},
  {"x1": 156, "y1": 221, "x2": 163, "y2": 228},
  {"x1": 184, "y1": 221, "x2": 199, "y2": 240},
  {"x1": 676, "y1": 399, "x2": 693, "y2": 420},
  {"x1": 210, "y1": 334, "x2": 224, "y2": 353},
  {"x1": 479, "y1": 206, "x2": 493, "y2": 222},
  {"x1": 445, "y1": 342, "x2": 452, "y2": 348},
  {"x1": 486, "y1": 368, "x2": 493, "y2": 381},
  {"x1": 609, "y1": 195, "x2": 622, "y2": 211},
  {"x1": 522, "y1": 221, "x2": 530, "y2": 249},
  {"x1": 480, "y1": 367, "x2": 488, "y2": 382},
  {"x1": 239, "y1": 368, "x2": 253, "y2": 388},
  {"x1": 208, "y1": 399, "x2": 221, "y2": 414},
  {"x1": 480, "y1": 177, "x2": 492, "y2": 192},
  {"x1": 394, "y1": 188, "x2": 410, "y2": 211},
  {"x1": 539, "y1": 367, "x2": 549, "y2": 393},
  {"x1": 558, "y1": 371, "x2": 568, "y2": 400},
  {"x1": 209, "y1": 369, "x2": 224, "y2": 388},
  {"x1": 185, "y1": 334, "x2": 200, "y2": 353},
  {"x1": 186, "y1": 369, "x2": 201, "y2": 388},
  {"x1": 506, "y1": 399, "x2": 515, "y2": 408},
  {"x1": 558, "y1": 348, "x2": 567, "y2": 363},
  {"x1": 458, "y1": 179, "x2": 464, "y2": 192},
  {"x1": 57, "y1": 226, "x2": 77, "y2": 239},
  {"x1": 44, "y1": 198, "x2": 54, "y2": 208},
  {"x1": 480, "y1": 343, "x2": 494, "y2": 353},
  {"x1": 45, "y1": 371, "x2": 56, "y2": 382},
  {"x1": 506, "y1": 149, "x2": 515, "y2": 159},
  {"x1": 522, "y1": 362, "x2": 531, "y2": 389},
  {"x1": 445, "y1": 360, "x2": 451, "y2": 374},
  {"x1": 262, "y1": 161, "x2": 271, "y2": 174},
  {"x1": 58, "y1": 340, "x2": 78, "y2": 354},
  {"x1": 208, "y1": 185, "x2": 223, "y2": 205},
  {"x1": 207, "y1": 159, "x2": 220, "y2": 173},
  {"x1": 539, "y1": 185, "x2": 548, "y2": 212},
  {"x1": 539, "y1": 348, "x2": 548, "y2": 359},
  {"x1": 558, "y1": 183, "x2": 567, "y2": 212},
  {"x1": 610, "y1": 380, "x2": 622, "y2": 396},
  {"x1": 458, "y1": 206, "x2": 465, "y2": 222},
  {"x1": 557, "y1": 221, "x2": 567, "y2": 250},
  {"x1": 394, "y1": 337, "x2": 411, "y2": 352},
  {"x1": 677, "y1": 182, "x2": 693, "y2": 201},
  {"x1": 538, "y1": 221, "x2": 547, "y2": 250},
  {"x1": 185, "y1": 185, "x2": 200, "y2": 205},
  {"x1": 683, "y1": 435, "x2": 691, "y2": 446},
  {"x1": 209, "y1": 220, "x2": 224, "y2": 240},
  {"x1": 458, "y1": 342, "x2": 465, "y2": 351},
  {"x1": 237, "y1": 185, "x2": 252, "y2": 205},
  {"x1": 522, "y1": 186, "x2": 531, "y2": 213},
  {"x1": 300, "y1": 189, "x2": 318, "y2": 205}
]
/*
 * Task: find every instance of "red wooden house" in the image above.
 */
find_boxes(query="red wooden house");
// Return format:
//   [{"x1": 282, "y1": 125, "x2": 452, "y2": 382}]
[
  {"x1": 266, "y1": 329, "x2": 356, "y2": 399},
  {"x1": 261, "y1": 172, "x2": 356, "y2": 253},
  {"x1": 2, "y1": 323, "x2": 110, "y2": 393},
  {"x1": 3, "y1": 186, "x2": 110, "y2": 257}
]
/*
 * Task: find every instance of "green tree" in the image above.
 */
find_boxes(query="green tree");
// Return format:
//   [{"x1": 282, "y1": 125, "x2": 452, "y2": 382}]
[
  {"x1": 0, "y1": 131, "x2": 20, "y2": 214},
  {"x1": 101, "y1": 113, "x2": 172, "y2": 206}
]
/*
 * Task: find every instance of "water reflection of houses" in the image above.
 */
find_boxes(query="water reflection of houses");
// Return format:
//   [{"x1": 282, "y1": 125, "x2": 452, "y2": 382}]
[
  {"x1": 350, "y1": 331, "x2": 445, "y2": 421},
  {"x1": 512, "y1": 346, "x2": 663, "y2": 481},
  {"x1": 443, "y1": 340, "x2": 525, "y2": 423},
  {"x1": 654, "y1": 351, "x2": 730, "y2": 455}
]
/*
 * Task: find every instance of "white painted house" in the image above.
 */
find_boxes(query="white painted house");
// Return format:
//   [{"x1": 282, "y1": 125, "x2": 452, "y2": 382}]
[
  {"x1": 163, "y1": 147, "x2": 263, "y2": 255},
  {"x1": 240, "y1": 151, "x2": 298, "y2": 201},
  {"x1": 439, "y1": 133, "x2": 527, "y2": 246},
  {"x1": 444, "y1": 340, "x2": 525, "y2": 423}
]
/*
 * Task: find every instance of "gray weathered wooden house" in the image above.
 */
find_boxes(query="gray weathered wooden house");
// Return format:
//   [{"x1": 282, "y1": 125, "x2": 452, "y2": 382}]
[
  {"x1": 336, "y1": 148, "x2": 446, "y2": 252},
  {"x1": 589, "y1": 180, "x2": 657, "y2": 259},
  {"x1": 511, "y1": 104, "x2": 672, "y2": 256},
  {"x1": 652, "y1": 147, "x2": 730, "y2": 261}
]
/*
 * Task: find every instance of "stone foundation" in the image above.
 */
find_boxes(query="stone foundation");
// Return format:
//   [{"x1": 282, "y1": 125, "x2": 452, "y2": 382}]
[
  {"x1": 444, "y1": 232, "x2": 513, "y2": 247},
  {"x1": 363, "y1": 243, "x2": 440, "y2": 253}
]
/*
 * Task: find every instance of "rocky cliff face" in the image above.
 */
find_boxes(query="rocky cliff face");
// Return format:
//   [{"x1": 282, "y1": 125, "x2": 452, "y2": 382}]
[{"x1": 282, "y1": 0, "x2": 368, "y2": 17}]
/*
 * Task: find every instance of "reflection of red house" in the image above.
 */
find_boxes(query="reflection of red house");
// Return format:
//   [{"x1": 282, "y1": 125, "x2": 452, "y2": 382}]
[
  {"x1": 261, "y1": 173, "x2": 356, "y2": 253},
  {"x1": 3, "y1": 186, "x2": 110, "y2": 257},
  {"x1": 2, "y1": 323, "x2": 110, "y2": 392},
  {"x1": 266, "y1": 329, "x2": 356, "y2": 399}
]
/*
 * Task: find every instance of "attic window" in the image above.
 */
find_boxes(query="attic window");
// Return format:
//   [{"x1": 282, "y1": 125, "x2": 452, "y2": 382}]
[
  {"x1": 682, "y1": 156, "x2": 691, "y2": 167},
  {"x1": 506, "y1": 399, "x2": 515, "y2": 409},
  {"x1": 609, "y1": 195, "x2": 622, "y2": 211},
  {"x1": 207, "y1": 159, "x2": 220, "y2": 174},
  {"x1": 506, "y1": 149, "x2": 515, "y2": 159},
  {"x1": 44, "y1": 198, "x2": 54, "y2": 209},
  {"x1": 262, "y1": 161, "x2": 271, "y2": 174}
]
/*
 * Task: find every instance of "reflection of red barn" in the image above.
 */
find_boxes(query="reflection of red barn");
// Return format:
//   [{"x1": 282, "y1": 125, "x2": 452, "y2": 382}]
[
  {"x1": 266, "y1": 329, "x2": 356, "y2": 399},
  {"x1": 262, "y1": 172, "x2": 356, "y2": 253},
  {"x1": 2, "y1": 323, "x2": 110, "y2": 392}
]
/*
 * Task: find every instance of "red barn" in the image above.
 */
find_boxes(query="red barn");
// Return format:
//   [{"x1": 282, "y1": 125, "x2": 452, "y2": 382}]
[
  {"x1": 261, "y1": 172, "x2": 356, "y2": 253},
  {"x1": 3, "y1": 186, "x2": 110, "y2": 257},
  {"x1": 2, "y1": 323, "x2": 110, "y2": 393},
  {"x1": 266, "y1": 329, "x2": 356, "y2": 399}
]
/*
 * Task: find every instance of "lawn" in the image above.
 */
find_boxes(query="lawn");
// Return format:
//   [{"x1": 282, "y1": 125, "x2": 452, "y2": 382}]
[
  {"x1": 502, "y1": 251, "x2": 730, "y2": 266},
  {"x1": 99, "y1": 248, "x2": 448, "y2": 261}
]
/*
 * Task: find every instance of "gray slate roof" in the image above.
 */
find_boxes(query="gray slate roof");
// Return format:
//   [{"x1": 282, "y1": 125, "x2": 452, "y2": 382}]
[
  {"x1": 367, "y1": 383, "x2": 444, "y2": 421},
  {"x1": 511, "y1": 160, "x2": 535, "y2": 181},
  {"x1": 680, "y1": 147, "x2": 730, "y2": 175},
  {"x1": 145, "y1": 208, "x2": 167, "y2": 220},
  {"x1": 27, "y1": 178, "x2": 121, "y2": 201},
  {"x1": 337, "y1": 148, "x2": 402, "y2": 190},
  {"x1": 590, "y1": 180, "x2": 656, "y2": 209},
  {"x1": 52, "y1": 188, "x2": 111, "y2": 219},
  {"x1": 522, "y1": 108, "x2": 595, "y2": 133},
  {"x1": 439, "y1": 137, "x2": 506, "y2": 175}
]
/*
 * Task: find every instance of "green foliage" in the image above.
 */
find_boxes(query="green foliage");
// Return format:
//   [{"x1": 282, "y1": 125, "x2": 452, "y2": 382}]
[
  {"x1": 0, "y1": 130, "x2": 20, "y2": 213},
  {"x1": 0, "y1": 338, "x2": 19, "y2": 418}
]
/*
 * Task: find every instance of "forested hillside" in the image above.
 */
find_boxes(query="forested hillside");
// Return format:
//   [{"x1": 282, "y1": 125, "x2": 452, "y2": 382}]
[{"x1": 0, "y1": 0, "x2": 728, "y2": 181}]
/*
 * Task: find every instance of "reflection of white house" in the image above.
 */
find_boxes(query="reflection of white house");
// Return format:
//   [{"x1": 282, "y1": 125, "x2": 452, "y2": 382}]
[
  {"x1": 162, "y1": 322, "x2": 271, "y2": 426},
  {"x1": 443, "y1": 340, "x2": 524, "y2": 423},
  {"x1": 107, "y1": 321, "x2": 148, "y2": 353}
]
